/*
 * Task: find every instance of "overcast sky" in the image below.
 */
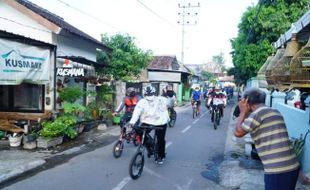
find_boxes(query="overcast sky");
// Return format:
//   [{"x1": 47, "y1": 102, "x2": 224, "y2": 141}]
[{"x1": 29, "y1": 0, "x2": 257, "y2": 67}]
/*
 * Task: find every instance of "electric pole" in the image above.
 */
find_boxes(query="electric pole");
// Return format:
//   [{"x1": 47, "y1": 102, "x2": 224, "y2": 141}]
[{"x1": 177, "y1": 2, "x2": 200, "y2": 65}]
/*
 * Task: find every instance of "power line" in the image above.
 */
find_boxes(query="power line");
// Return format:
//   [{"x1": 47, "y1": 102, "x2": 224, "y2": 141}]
[
  {"x1": 136, "y1": 0, "x2": 176, "y2": 28},
  {"x1": 0, "y1": 16, "x2": 51, "y2": 33},
  {"x1": 56, "y1": 0, "x2": 122, "y2": 31}
]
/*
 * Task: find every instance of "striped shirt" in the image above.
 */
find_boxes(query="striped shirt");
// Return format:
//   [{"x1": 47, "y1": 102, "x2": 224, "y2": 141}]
[{"x1": 241, "y1": 106, "x2": 299, "y2": 174}]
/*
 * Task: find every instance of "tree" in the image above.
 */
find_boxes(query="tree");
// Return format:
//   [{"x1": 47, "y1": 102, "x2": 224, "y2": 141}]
[
  {"x1": 201, "y1": 70, "x2": 214, "y2": 81},
  {"x1": 212, "y1": 52, "x2": 226, "y2": 72},
  {"x1": 97, "y1": 33, "x2": 153, "y2": 81},
  {"x1": 230, "y1": 0, "x2": 309, "y2": 84}
]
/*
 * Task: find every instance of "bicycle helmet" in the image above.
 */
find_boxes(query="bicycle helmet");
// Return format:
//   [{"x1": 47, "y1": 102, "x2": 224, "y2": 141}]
[
  {"x1": 126, "y1": 87, "x2": 135, "y2": 97},
  {"x1": 143, "y1": 85, "x2": 156, "y2": 96}
]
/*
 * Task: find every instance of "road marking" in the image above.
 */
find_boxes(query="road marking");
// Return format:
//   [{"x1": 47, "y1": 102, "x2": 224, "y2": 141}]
[
  {"x1": 181, "y1": 125, "x2": 192, "y2": 133},
  {"x1": 166, "y1": 141, "x2": 172, "y2": 148},
  {"x1": 112, "y1": 177, "x2": 131, "y2": 190},
  {"x1": 193, "y1": 119, "x2": 199, "y2": 124},
  {"x1": 145, "y1": 167, "x2": 162, "y2": 178}
]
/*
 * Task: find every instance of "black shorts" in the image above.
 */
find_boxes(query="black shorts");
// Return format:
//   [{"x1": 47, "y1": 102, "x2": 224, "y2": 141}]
[{"x1": 193, "y1": 100, "x2": 201, "y2": 106}]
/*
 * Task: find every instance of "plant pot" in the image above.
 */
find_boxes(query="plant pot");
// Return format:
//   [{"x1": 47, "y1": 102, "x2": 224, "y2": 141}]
[
  {"x1": 37, "y1": 136, "x2": 63, "y2": 149},
  {"x1": 78, "y1": 124, "x2": 85, "y2": 134},
  {"x1": 9, "y1": 135, "x2": 23, "y2": 147},
  {"x1": 82, "y1": 121, "x2": 96, "y2": 132},
  {"x1": 25, "y1": 133, "x2": 37, "y2": 142},
  {"x1": 23, "y1": 139, "x2": 37, "y2": 150}
]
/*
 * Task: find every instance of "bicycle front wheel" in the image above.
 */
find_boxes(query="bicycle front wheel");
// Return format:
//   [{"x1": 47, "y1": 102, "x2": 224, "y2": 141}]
[
  {"x1": 113, "y1": 140, "x2": 123, "y2": 158},
  {"x1": 213, "y1": 111, "x2": 218, "y2": 130},
  {"x1": 169, "y1": 111, "x2": 177, "y2": 127},
  {"x1": 129, "y1": 151, "x2": 144, "y2": 180}
]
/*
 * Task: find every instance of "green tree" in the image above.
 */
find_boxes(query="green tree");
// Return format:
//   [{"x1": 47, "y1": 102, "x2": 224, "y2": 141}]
[
  {"x1": 212, "y1": 52, "x2": 226, "y2": 72},
  {"x1": 230, "y1": 0, "x2": 310, "y2": 84},
  {"x1": 97, "y1": 33, "x2": 153, "y2": 80}
]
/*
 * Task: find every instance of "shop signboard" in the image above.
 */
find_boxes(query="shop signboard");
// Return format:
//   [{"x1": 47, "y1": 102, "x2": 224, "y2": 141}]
[{"x1": 0, "y1": 38, "x2": 50, "y2": 85}]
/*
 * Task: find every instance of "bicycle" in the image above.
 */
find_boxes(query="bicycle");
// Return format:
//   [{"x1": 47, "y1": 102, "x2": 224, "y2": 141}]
[
  {"x1": 212, "y1": 104, "x2": 221, "y2": 129},
  {"x1": 128, "y1": 124, "x2": 163, "y2": 180},
  {"x1": 113, "y1": 125, "x2": 141, "y2": 158},
  {"x1": 192, "y1": 101, "x2": 199, "y2": 119},
  {"x1": 168, "y1": 107, "x2": 177, "y2": 127}
]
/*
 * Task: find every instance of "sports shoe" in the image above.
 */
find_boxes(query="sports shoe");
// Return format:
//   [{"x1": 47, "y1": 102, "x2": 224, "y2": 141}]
[{"x1": 156, "y1": 158, "x2": 164, "y2": 165}]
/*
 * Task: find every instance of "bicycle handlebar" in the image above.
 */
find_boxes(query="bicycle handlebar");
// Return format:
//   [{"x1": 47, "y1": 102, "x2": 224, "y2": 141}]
[{"x1": 132, "y1": 124, "x2": 164, "y2": 130}]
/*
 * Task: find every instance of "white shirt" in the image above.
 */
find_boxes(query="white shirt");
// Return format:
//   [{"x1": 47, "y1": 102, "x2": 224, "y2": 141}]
[{"x1": 129, "y1": 96, "x2": 170, "y2": 126}]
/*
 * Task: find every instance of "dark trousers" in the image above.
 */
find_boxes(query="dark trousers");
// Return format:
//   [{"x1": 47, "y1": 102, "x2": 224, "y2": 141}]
[
  {"x1": 155, "y1": 124, "x2": 167, "y2": 158},
  {"x1": 264, "y1": 169, "x2": 299, "y2": 190}
]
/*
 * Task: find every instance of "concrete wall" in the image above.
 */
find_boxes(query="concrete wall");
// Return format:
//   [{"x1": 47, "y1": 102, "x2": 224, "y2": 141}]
[{"x1": 275, "y1": 102, "x2": 310, "y2": 173}]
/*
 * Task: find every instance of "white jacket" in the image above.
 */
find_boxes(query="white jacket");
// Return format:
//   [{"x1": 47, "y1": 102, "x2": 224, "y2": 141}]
[{"x1": 129, "y1": 96, "x2": 170, "y2": 126}]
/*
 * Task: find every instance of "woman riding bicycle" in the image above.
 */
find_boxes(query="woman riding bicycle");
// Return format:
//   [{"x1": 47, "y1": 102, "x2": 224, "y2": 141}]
[
  {"x1": 128, "y1": 85, "x2": 170, "y2": 165},
  {"x1": 207, "y1": 85, "x2": 227, "y2": 122}
]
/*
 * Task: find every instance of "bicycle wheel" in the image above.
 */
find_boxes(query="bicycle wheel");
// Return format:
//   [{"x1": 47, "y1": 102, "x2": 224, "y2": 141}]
[
  {"x1": 168, "y1": 111, "x2": 177, "y2": 127},
  {"x1": 216, "y1": 112, "x2": 221, "y2": 126},
  {"x1": 192, "y1": 106, "x2": 196, "y2": 119},
  {"x1": 213, "y1": 111, "x2": 218, "y2": 130},
  {"x1": 129, "y1": 151, "x2": 144, "y2": 180},
  {"x1": 113, "y1": 140, "x2": 124, "y2": 158}
]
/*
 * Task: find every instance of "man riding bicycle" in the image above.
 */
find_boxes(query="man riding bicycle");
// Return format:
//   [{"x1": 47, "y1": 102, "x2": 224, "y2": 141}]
[
  {"x1": 128, "y1": 85, "x2": 170, "y2": 165},
  {"x1": 191, "y1": 86, "x2": 202, "y2": 115},
  {"x1": 207, "y1": 85, "x2": 227, "y2": 122}
]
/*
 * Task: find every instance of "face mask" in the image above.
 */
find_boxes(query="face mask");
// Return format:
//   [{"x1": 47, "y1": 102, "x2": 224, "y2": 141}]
[
  {"x1": 145, "y1": 95, "x2": 155, "y2": 101},
  {"x1": 129, "y1": 91, "x2": 135, "y2": 97},
  {"x1": 195, "y1": 89, "x2": 199, "y2": 91},
  {"x1": 167, "y1": 90, "x2": 174, "y2": 97}
]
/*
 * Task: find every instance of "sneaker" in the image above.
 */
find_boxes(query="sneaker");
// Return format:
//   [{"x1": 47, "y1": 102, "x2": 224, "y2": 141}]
[{"x1": 156, "y1": 158, "x2": 164, "y2": 165}]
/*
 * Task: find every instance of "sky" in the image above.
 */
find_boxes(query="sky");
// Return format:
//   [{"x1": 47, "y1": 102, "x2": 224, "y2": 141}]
[{"x1": 29, "y1": 0, "x2": 257, "y2": 67}]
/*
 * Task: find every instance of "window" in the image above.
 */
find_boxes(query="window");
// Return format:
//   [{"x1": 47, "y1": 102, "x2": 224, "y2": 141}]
[{"x1": 0, "y1": 83, "x2": 44, "y2": 112}]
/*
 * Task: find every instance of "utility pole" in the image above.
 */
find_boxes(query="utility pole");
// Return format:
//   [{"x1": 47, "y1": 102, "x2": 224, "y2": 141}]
[{"x1": 177, "y1": 2, "x2": 200, "y2": 65}]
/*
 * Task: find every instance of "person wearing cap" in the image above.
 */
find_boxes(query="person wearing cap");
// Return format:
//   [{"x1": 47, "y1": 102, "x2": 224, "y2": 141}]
[
  {"x1": 207, "y1": 85, "x2": 227, "y2": 122},
  {"x1": 114, "y1": 87, "x2": 142, "y2": 129},
  {"x1": 128, "y1": 85, "x2": 170, "y2": 165}
]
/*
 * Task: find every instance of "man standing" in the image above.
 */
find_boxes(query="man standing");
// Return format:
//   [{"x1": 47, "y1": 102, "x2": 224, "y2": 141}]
[{"x1": 234, "y1": 87, "x2": 300, "y2": 190}]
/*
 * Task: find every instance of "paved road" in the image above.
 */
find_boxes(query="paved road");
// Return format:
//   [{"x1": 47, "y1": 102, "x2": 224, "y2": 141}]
[{"x1": 4, "y1": 101, "x2": 235, "y2": 190}]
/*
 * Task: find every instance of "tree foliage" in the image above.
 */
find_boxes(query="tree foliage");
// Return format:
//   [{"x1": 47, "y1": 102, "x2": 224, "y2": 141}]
[
  {"x1": 230, "y1": 0, "x2": 310, "y2": 84},
  {"x1": 97, "y1": 33, "x2": 153, "y2": 80},
  {"x1": 212, "y1": 52, "x2": 226, "y2": 72}
]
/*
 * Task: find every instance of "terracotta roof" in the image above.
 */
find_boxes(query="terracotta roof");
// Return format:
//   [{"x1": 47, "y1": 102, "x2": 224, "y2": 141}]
[
  {"x1": 16, "y1": 0, "x2": 111, "y2": 51},
  {"x1": 148, "y1": 56, "x2": 180, "y2": 70}
]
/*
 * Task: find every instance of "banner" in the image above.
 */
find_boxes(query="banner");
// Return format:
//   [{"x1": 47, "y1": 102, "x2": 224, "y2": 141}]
[{"x1": 0, "y1": 38, "x2": 50, "y2": 85}]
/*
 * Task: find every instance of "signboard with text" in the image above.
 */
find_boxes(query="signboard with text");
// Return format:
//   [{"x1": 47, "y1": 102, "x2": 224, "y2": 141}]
[
  {"x1": 56, "y1": 67, "x2": 85, "y2": 77},
  {"x1": 0, "y1": 38, "x2": 50, "y2": 85}
]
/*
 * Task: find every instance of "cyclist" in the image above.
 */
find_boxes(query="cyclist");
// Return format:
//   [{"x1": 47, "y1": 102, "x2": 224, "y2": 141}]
[
  {"x1": 207, "y1": 85, "x2": 227, "y2": 122},
  {"x1": 191, "y1": 86, "x2": 202, "y2": 115},
  {"x1": 128, "y1": 85, "x2": 170, "y2": 165},
  {"x1": 113, "y1": 87, "x2": 141, "y2": 131},
  {"x1": 162, "y1": 85, "x2": 176, "y2": 112}
]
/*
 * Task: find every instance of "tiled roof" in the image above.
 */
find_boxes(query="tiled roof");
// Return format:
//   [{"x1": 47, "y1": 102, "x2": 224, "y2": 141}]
[
  {"x1": 16, "y1": 0, "x2": 111, "y2": 51},
  {"x1": 148, "y1": 55, "x2": 180, "y2": 70}
]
